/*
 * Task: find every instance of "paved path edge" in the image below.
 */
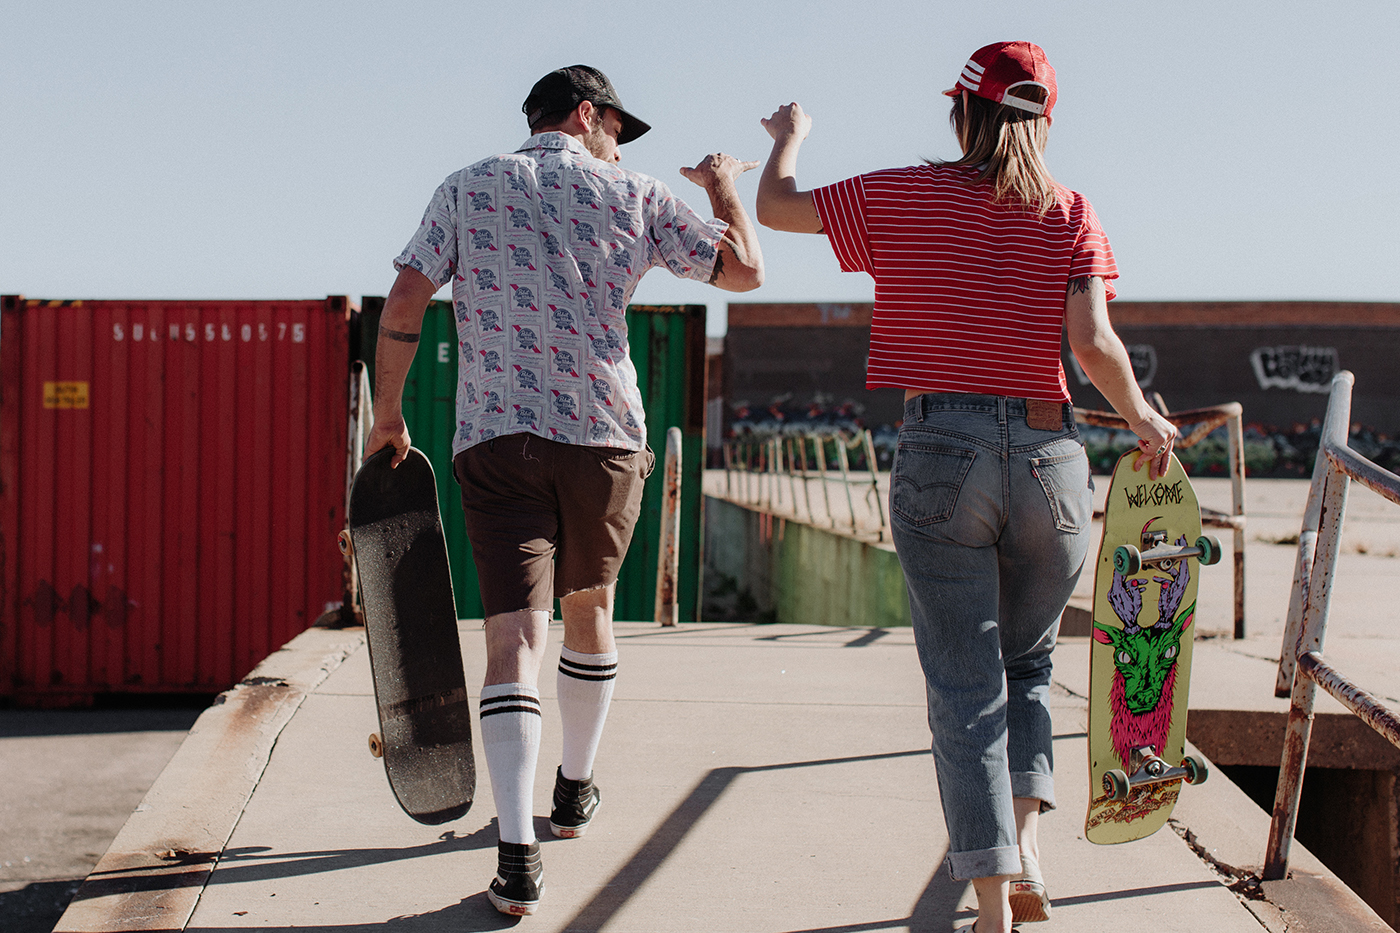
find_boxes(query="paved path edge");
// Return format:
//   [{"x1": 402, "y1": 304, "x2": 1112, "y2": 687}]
[{"x1": 51, "y1": 626, "x2": 364, "y2": 933}]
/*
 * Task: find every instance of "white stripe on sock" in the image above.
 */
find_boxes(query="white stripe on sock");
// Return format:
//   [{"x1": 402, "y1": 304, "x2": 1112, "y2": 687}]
[
  {"x1": 480, "y1": 682, "x2": 541, "y2": 844},
  {"x1": 557, "y1": 647, "x2": 617, "y2": 782}
]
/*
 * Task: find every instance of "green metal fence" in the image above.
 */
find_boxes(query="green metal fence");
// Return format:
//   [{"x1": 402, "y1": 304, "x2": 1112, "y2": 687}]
[{"x1": 357, "y1": 299, "x2": 706, "y2": 622}]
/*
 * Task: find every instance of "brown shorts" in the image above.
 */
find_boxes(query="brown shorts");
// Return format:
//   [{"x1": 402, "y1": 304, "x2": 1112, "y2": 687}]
[{"x1": 452, "y1": 432, "x2": 655, "y2": 616}]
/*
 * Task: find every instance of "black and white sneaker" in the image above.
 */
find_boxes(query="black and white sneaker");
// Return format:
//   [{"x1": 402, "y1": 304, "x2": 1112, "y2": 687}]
[
  {"x1": 487, "y1": 840, "x2": 543, "y2": 916},
  {"x1": 549, "y1": 767, "x2": 600, "y2": 838}
]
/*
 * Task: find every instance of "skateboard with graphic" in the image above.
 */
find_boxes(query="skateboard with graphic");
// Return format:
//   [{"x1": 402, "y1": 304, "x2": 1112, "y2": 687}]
[
  {"x1": 340, "y1": 446, "x2": 475, "y2": 825},
  {"x1": 1085, "y1": 449, "x2": 1220, "y2": 844}
]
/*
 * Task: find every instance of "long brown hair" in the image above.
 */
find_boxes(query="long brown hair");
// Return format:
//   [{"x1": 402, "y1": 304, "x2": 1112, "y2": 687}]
[{"x1": 933, "y1": 88, "x2": 1057, "y2": 217}]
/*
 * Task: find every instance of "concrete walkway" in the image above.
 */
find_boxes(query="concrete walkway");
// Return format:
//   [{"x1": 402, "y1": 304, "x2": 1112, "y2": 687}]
[
  {"x1": 52, "y1": 475, "x2": 1400, "y2": 931},
  {"x1": 54, "y1": 615, "x2": 1388, "y2": 932}
]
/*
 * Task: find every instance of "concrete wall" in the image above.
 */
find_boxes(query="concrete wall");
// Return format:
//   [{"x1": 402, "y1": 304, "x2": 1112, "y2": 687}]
[
  {"x1": 723, "y1": 303, "x2": 905, "y2": 430},
  {"x1": 723, "y1": 300, "x2": 1400, "y2": 435},
  {"x1": 1069, "y1": 302, "x2": 1400, "y2": 433},
  {"x1": 703, "y1": 496, "x2": 910, "y2": 628}
]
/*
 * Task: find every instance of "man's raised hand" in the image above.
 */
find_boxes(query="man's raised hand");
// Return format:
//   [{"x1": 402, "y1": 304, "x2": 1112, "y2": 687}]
[{"x1": 679, "y1": 153, "x2": 761, "y2": 190}]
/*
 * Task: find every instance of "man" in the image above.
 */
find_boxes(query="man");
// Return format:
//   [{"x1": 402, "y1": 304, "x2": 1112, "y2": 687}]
[{"x1": 365, "y1": 65, "x2": 763, "y2": 916}]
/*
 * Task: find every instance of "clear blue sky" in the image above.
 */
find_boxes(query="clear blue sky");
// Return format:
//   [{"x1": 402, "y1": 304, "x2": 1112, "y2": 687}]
[{"x1": 4, "y1": 0, "x2": 1397, "y2": 335}]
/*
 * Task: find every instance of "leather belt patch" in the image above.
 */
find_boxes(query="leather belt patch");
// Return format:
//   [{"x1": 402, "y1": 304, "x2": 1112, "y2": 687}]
[{"x1": 1026, "y1": 399, "x2": 1063, "y2": 431}]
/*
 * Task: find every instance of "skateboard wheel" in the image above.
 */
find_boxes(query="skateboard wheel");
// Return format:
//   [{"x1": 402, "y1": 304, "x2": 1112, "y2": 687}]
[
  {"x1": 1114, "y1": 545, "x2": 1142, "y2": 576},
  {"x1": 1182, "y1": 755, "x2": 1209, "y2": 785},
  {"x1": 368, "y1": 732, "x2": 383, "y2": 758},
  {"x1": 338, "y1": 530, "x2": 353, "y2": 557},
  {"x1": 1103, "y1": 769, "x2": 1130, "y2": 801},
  {"x1": 1195, "y1": 535, "x2": 1223, "y2": 566}
]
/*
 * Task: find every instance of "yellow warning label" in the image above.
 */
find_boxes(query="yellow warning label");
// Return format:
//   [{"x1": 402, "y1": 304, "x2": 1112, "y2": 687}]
[{"x1": 43, "y1": 381, "x2": 89, "y2": 409}]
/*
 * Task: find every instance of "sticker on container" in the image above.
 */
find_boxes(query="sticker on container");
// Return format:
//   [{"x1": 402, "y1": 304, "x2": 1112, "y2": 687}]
[{"x1": 43, "y1": 381, "x2": 90, "y2": 409}]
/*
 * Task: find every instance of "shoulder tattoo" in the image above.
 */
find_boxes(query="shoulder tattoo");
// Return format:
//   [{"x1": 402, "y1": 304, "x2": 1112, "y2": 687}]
[{"x1": 1068, "y1": 276, "x2": 1094, "y2": 295}]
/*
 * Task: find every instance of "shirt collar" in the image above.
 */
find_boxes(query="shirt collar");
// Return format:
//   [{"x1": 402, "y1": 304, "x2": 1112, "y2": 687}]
[{"x1": 517, "y1": 131, "x2": 593, "y2": 158}]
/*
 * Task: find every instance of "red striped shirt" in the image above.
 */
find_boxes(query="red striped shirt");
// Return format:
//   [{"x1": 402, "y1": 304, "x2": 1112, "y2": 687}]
[{"x1": 812, "y1": 164, "x2": 1118, "y2": 401}]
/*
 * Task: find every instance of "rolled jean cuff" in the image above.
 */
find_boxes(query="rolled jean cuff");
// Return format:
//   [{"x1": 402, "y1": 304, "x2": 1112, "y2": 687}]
[
  {"x1": 947, "y1": 844, "x2": 1021, "y2": 881},
  {"x1": 1012, "y1": 771, "x2": 1056, "y2": 811}
]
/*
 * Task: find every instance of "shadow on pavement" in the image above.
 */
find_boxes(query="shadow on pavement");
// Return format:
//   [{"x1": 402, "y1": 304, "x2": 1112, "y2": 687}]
[
  {"x1": 70, "y1": 825, "x2": 499, "y2": 904},
  {"x1": 183, "y1": 891, "x2": 522, "y2": 933},
  {"x1": 563, "y1": 748, "x2": 932, "y2": 932},
  {"x1": 0, "y1": 706, "x2": 203, "y2": 738},
  {"x1": 0, "y1": 880, "x2": 85, "y2": 933}
]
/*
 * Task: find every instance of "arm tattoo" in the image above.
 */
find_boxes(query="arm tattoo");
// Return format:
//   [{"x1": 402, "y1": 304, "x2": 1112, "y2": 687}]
[
  {"x1": 381, "y1": 326, "x2": 421, "y2": 344},
  {"x1": 1068, "y1": 276, "x2": 1093, "y2": 295},
  {"x1": 708, "y1": 250, "x2": 726, "y2": 286}
]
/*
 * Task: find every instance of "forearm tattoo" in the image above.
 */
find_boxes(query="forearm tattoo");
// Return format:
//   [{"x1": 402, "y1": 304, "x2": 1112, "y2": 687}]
[
  {"x1": 381, "y1": 327, "x2": 420, "y2": 344},
  {"x1": 1068, "y1": 276, "x2": 1093, "y2": 295},
  {"x1": 708, "y1": 250, "x2": 726, "y2": 286}
]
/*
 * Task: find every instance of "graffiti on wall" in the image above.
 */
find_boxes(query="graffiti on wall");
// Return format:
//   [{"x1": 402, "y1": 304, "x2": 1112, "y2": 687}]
[
  {"x1": 1250, "y1": 346, "x2": 1339, "y2": 394},
  {"x1": 1069, "y1": 344, "x2": 1157, "y2": 388}
]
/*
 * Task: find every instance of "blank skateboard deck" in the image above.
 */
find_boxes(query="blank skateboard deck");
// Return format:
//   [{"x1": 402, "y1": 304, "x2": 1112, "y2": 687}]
[{"x1": 345, "y1": 446, "x2": 475, "y2": 824}]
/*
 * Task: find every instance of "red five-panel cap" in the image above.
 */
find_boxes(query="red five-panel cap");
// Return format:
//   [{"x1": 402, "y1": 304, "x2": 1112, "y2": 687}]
[{"x1": 943, "y1": 41, "x2": 1058, "y2": 119}]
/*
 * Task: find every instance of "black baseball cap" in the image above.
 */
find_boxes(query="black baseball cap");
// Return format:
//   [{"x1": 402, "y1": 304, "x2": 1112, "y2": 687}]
[{"x1": 522, "y1": 65, "x2": 652, "y2": 145}]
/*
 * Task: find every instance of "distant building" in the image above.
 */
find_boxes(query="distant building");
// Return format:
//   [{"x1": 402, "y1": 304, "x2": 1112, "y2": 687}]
[{"x1": 722, "y1": 300, "x2": 1400, "y2": 437}]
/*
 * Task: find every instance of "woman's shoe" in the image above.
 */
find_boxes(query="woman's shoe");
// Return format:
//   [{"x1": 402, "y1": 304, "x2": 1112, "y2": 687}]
[{"x1": 1009, "y1": 851, "x2": 1051, "y2": 922}]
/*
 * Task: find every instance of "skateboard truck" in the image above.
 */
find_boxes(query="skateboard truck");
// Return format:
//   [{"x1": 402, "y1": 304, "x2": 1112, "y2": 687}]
[
  {"x1": 1114, "y1": 534, "x2": 1223, "y2": 576},
  {"x1": 1102, "y1": 746, "x2": 1209, "y2": 801}
]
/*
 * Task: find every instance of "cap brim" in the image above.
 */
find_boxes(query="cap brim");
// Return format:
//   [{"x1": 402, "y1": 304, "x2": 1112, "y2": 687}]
[
  {"x1": 615, "y1": 107, "x2": 651, "y2": 145},
  {"x1": 942, "y1": 86, "x2": 961, "y2": 98}
]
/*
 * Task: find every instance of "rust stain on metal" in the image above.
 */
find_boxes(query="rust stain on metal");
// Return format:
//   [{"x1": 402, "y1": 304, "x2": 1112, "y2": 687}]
[
  {"x1": 1299, "y1": 651, "x2": 1400, "y2": 750},
  {"x1": 1265, "y1": 371, "x2": 1400, "y2": 884},
  {"x1": 1072, "y1": 403, "x2": 1240, "y2": 448},
  {"x1": 655, "y1": 429, "x2": 683, "y2": 626}
]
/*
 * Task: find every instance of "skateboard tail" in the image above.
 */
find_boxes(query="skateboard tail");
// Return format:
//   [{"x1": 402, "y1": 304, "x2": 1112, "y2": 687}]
[{"x1": 381, "y1": 704, "x2": 477, "y2": 825}]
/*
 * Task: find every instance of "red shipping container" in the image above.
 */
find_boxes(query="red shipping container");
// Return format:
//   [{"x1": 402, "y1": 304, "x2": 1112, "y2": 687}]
[{"x1": 0, "y1": 296, "x2": 351, "y2": 703}]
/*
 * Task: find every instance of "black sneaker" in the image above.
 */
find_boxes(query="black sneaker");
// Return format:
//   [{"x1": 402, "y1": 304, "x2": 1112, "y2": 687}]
[
  {"x1": 549, "y1": 767, "x2": 600, "y2": 838},
  {"x1": 487, "y1": 840, "x2": 543, "y2": 916}
]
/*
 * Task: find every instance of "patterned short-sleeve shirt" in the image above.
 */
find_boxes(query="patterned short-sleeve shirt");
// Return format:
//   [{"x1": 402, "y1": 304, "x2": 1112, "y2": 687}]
[{"x1": 396, "y1": 132, "x2": 727, "y2": 455}]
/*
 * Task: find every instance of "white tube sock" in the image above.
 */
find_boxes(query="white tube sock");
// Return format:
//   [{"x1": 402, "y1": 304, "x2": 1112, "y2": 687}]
[
  {"x1": 480, "y1": 683, "x2": 541, "y2": 845},
  {"x1": 557, "y1": 647, "x2": 618, "y2": 781}
]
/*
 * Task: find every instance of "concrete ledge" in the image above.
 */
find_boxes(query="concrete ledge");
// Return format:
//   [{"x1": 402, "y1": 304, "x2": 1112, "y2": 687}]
[
  {"x1": 53, "y1": 626, "x2": 364, "y2": 932},
  {"x1": 1174, "y1": 741, "x2": 1392, "y2": 932},
  {"x1": 1191, "y1": 708, "x2": 1400, "y2": 771},
  {"x1": 704, "y1": 496, "x2": 909, "y2": 627}
]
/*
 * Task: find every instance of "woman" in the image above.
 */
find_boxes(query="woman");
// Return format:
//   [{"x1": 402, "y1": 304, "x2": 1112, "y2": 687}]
[{"x1": 756, "y1": 42, "x2": 1176, "y2": 933}]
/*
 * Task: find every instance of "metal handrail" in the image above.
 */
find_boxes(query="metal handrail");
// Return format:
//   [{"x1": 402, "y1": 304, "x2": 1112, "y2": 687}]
[
  {"x1": 1074, "y1": 401, "x2": 1249, "y2": 637},
  {"x1": 721, "y1": 430, "x2": 887, "y2": 541},
  {"x1": 1263, "y1": 371, "x2": 1400, "y2": 880},
  {"x1": 654, "y1": 427, "x2": 682, "y2": 627}
]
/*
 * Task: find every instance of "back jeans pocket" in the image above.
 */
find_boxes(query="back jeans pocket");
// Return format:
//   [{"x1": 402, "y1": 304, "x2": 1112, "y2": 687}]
[
  {"x1": 1030, "y1": 448, "x2": 1093, "y2": 533},
  {"x1": 891, "y1": 442, "x2": 976, "y2": 526}
]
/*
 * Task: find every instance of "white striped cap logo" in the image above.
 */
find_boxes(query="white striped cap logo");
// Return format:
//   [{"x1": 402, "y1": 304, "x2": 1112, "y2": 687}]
[{"x1": 958, "y1": 59, "x2": 986, "y2": 92}]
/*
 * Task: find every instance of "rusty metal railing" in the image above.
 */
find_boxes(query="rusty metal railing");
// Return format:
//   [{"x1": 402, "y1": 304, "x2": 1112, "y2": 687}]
[
  {"x1": 1074, "y1": 399, "x2": 1249, "y2": 638},
  {"x1": 333, "y1": 361, "x2": 375, "y2": 626},
  {"x1": 654, "y1": 427, "x2": 682, "y2": 627},
  {"x1": 721, "y1": 430, "x2": 887, "y2": 541},
  {"x1": 1264, "y1": 371, "x2": 1400, "y2": 880}
]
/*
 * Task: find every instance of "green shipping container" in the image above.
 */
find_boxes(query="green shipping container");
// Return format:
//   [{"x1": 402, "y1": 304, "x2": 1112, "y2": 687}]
[{"x1": 357, "y1": 299, "x2": 706, "y2": 623}]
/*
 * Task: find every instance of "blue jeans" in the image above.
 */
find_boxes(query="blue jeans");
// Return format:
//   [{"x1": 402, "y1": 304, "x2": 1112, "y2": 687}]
[{"x1": 890, "y1": 394, "x2": 1093, "y2": 881}]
